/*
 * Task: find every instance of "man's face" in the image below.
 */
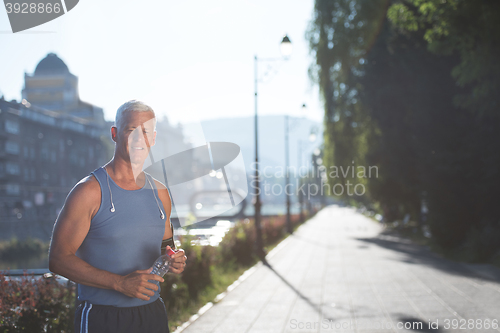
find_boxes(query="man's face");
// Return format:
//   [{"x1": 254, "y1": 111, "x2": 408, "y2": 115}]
[{"x1": 113, "y1": 110, "x2": 156, "y2": 165}]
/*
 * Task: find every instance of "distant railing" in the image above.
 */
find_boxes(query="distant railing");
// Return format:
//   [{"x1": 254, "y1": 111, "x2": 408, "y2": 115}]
[{"x1": 1, "y1": 268, "x2": 53, "y2": 277}]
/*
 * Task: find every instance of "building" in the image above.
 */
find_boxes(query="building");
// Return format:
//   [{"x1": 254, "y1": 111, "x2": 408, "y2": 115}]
[
  {"x1": 0, "y1": 97, "x2": 108, "y2": 240},
  {"x1": 0, "y1": 53, "x2": 195, "y2": 240},
  {"x1": 22, "y1": 53, "x2": 106, "y2": 128},
  {"x1": 0, "y1": 53, "x2": 116, "y2": 240}
]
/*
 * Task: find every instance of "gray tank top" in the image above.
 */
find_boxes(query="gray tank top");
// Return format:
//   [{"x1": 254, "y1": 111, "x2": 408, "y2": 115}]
[{"x1": 76, "y1": 166, "x2": 165, "y2": 307}]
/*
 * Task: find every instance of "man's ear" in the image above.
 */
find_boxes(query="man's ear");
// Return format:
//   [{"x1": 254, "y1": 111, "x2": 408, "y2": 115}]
[
  {"x1": 111, "y1": 126, "x2": 118, "y2": 142},
  {"x1": 152, "y1": 130, "x2": 157, "y2": 146}
]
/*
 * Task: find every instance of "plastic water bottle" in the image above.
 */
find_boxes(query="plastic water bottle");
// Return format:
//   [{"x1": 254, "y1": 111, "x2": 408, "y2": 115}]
[{"x1": 151, "y1": 248, "x2": 176, "y2": 278}]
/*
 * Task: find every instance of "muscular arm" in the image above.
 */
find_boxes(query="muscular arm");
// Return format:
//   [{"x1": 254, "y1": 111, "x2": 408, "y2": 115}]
[
  {"x1": 155, "y1": 180, "x2": 187, "y2": 274},
  {"x1": 49, "y1": 176, "x2": 163, "y2": 300}
]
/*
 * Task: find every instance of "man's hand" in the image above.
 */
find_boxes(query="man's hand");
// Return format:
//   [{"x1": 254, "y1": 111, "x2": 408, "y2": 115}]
[
  {"x1": 116, "y1": 268, "x2": 164, "y2": 301},
  {"x1": 168, "y1": 246, "x2": 187, "y2": 274}
]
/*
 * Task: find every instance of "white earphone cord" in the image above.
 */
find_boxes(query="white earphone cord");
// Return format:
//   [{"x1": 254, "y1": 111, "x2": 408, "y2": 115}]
[
  {"x1": 104, "y1": 167, "x2": 164, "y2": 219},
  {"x1": 105, "y1": 167, "x2": 115, "y2": 213},
  {"x1": 146, "y1": 176, "x2": 165, "y2": 220}
]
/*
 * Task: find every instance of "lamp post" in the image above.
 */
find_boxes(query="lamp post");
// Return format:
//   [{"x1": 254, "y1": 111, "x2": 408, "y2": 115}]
[
  {"x1": 285, "y1": 103, "x2": 307, "y2": 234},
  {"x1": 285, "y1": 114, "x2": 291, "y2": 234},
  {"x1": 312, "y1": 148, "x2": 326, "y2": 209},
  {"x1": 297, "y1": 126, "x2": 318, "y2": 223},
  {"x1": 254, "y1": 35, "x2": 292, "y2": 259},
  {"x1": 297, "y1": 140, "x2": 305, "y2": 223}
]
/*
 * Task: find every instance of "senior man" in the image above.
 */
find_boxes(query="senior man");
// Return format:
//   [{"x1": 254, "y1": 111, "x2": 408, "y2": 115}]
[{"x1": 49, "y1": 100, "x2": 187, "y2": 333}]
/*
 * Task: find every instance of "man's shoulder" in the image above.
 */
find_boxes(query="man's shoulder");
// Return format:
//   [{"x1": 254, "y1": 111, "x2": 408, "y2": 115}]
[
  {"x1": 62, "y1": 173, "x2": 101, "y2": 216},
  {"x1": 148, "y1": 175, "x2": 167, "y2": 191},
  {"x1": 148, "y1": 175, "x2": 171, "y2": 203},
  {"x1": 71, "y1": 174, "x2": 101, "y2": 197}
]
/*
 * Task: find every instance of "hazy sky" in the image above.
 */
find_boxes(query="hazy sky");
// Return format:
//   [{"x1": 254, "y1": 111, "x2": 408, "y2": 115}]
[{"x1": 0, "y1": 0, "x2": 323, "y2": 126}]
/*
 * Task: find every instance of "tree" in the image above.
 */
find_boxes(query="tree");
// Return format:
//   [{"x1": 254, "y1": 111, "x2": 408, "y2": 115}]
[
  {"x1": 309, "y1": 0, "x2": 500, "y2": 259},
  {"x1": 307, "y1": 0, "x2": 389, "y2": 205},
  {"x1": 387, "y1": 0, "x2": 500, "y2": 257}
]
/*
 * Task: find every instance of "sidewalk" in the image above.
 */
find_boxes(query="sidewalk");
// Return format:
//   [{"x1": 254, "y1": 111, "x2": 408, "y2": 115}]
[{"x1": 178, "y1": 205, "x2": 500, "y2": 333}]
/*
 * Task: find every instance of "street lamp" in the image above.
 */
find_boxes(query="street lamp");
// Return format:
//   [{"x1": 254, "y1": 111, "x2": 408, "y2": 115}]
[
  {"x1": 280, "y1": 35, "x2": 293, "y2": 58},
  {"x1": 254, "y1": 34, "x2": 292, "y2": 259}
]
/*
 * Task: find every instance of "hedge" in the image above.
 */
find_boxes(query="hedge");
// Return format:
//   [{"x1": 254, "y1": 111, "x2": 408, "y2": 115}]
[{"x1": 0, "y1": 213, "x2": 306, "y2": 332}]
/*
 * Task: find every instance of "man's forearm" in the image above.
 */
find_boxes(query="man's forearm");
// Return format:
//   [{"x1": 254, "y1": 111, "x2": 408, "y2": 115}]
[
  {"x1": 50, "y1": 252, "x2": 163, "y2": 301},
  {"x1": 49, "y1": 254, "x2": 122, "y2": 291}
]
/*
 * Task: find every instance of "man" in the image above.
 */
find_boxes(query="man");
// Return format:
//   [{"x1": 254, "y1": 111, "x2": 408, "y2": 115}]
[{"x1": 49, "y1": 100, "x2": 187, "y2": 333}]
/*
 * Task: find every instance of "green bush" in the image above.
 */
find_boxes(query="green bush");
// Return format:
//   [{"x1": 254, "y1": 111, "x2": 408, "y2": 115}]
[
  {"x1": 160, "y1": 270, "x2": 189, "y2": 321},
  {"x1": 179, "y1": 236, "x2": 216, "y2": 299},
  {"x1": 0, "y1": 272, "x2": 75, "y2": 332},
  {"x1": 218, "y1": 219, "x2": 257, "y2": 267},
  {"x1": 262, "y1": 216, "x2": 286, "y2": 246},
  {"x1": 0, "y1": 238, "x2": 49, "y2": 262},
  {"x1": 160, "y1": 235, "x2": 216, "y2": 321}
]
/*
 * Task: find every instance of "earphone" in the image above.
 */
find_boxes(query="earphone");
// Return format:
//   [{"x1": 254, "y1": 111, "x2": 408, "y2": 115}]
[
  {"x1": 146, "y1": 176, "x2": 166, "y2": 220},
  {"x1": 104, "y1": 166, "x2": 165, "y2": 220}
]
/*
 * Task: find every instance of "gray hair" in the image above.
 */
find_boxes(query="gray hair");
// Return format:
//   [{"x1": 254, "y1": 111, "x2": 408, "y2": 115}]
[{"x1": 114, "y1": 100, "x2": 156, "y2": 130}]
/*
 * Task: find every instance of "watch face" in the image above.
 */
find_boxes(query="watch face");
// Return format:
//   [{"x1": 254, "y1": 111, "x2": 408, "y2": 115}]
[{"x1": 5, "y1": 0, "x2": 79, "y2": 33}]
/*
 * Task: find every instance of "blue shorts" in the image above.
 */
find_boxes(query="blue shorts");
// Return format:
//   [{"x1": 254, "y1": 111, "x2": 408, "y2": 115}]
[{"x1": 74, "y1": 298, "x2": 169, "y2": 333}]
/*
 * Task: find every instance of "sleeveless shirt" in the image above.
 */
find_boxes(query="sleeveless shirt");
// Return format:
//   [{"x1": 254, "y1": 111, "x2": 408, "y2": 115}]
[{"x1": 76, "y1": 166, "x2": 165, "y2": 307}]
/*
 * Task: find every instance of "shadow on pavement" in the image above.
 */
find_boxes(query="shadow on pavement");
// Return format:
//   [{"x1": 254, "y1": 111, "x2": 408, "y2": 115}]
[
  {"x1": 356, "y1": 236, "x2": 500, "y2": 283},
  {"x1": 261, "y1": 258, "x2": 335, "y2": 322}
]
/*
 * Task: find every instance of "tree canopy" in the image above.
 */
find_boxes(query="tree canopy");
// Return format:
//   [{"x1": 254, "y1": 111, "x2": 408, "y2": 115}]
[{"x1": 308, "y1": 0, "x2": 500, "y2": 259}]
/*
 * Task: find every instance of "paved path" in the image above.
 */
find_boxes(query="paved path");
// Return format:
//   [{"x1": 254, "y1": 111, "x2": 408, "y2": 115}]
[{"x1": 179, "y1": 205, "x2": 500, "y2": 333}]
